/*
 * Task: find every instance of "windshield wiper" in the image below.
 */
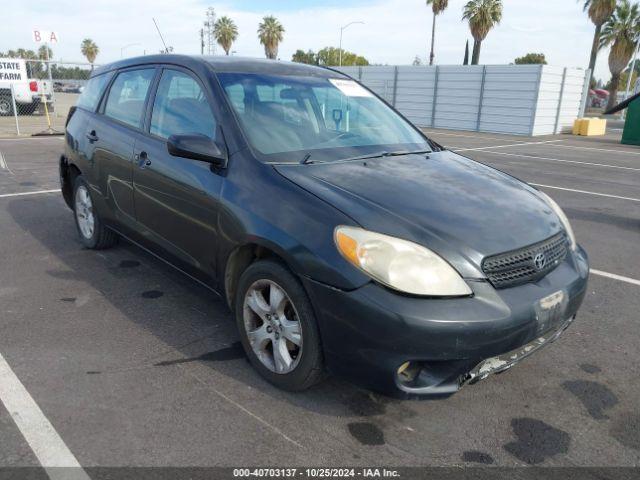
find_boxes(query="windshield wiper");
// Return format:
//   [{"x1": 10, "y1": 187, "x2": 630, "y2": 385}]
[
  {"x1": 299, "y1": 149, "x2": 431, "y2": 165},
  {"x1": 338, "y1": 149, "x2": 432, "y2": 163}
]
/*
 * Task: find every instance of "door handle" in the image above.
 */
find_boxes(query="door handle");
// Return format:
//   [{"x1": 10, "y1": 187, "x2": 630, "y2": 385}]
[
  {"x1": 136, "y1": 151, "x2": 151, "y2": 168},
  {"x1": 86, "y1": 130, "x2": 98, "y2": 142}
]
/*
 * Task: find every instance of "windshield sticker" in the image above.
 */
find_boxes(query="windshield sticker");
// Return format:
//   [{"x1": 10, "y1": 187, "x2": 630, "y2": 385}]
[{"x1": 329, "y1": 79, "x2": 373, "y2": 97}]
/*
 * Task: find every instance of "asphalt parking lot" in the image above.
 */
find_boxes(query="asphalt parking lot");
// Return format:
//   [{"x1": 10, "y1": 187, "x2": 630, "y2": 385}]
[{"x1": 0, "y1": 128, "x2": 638, "y2": 474}]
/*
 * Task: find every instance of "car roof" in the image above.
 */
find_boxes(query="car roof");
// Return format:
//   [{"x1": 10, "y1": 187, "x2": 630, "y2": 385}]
[{"x1": 92, "y1": 54, "x2": 347, "y2": 79}]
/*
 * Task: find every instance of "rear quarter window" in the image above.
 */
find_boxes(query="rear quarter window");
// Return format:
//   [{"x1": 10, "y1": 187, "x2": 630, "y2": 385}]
[{"x1": 76, "y1": 72, "x2": 112, "y2": 111}]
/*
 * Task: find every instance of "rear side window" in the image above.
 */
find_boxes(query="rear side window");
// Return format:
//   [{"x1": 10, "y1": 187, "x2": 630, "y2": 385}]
[
  {"x1": 104, "y1": 69, "x2": 155, "y2": 128},
  {"x1": 76, "y1": 72, "x2": 112, "y2": 111},
  {"x1": 150, "y1": 69, "x2": 216, "y2": 139}
]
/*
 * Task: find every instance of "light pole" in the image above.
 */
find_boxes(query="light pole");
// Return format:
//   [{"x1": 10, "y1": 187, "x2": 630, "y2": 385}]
[
  {"x1": 339, "y1": 21, "x2": 364, "y2": 67},
  {"x1": 121, "y1": 43, "x2": 142, "y2": 58}
]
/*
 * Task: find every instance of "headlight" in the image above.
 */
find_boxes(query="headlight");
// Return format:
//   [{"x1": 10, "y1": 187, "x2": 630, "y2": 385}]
[
  {"x1": 334, "y1": 226, "x2": 472, "y2": 296},
  {"x1": 539, "y1": 192, "x2": 577, "y2": 251}
]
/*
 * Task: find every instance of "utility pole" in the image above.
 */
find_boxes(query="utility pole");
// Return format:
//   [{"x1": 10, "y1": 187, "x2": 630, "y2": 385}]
[
  {"x1": 200, "y1": 28, "x2": 205, "y2": 55},
  {"x1": 204, "y1": 7, "x2": 217, "y2": 55}
]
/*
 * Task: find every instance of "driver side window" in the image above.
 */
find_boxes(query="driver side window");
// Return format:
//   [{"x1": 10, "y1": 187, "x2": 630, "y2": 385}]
[{"x1": 150, "y1": 70, "x2": 216, "y2": 140}]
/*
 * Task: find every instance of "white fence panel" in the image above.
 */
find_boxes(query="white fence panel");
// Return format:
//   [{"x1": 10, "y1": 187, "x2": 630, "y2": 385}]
[{"x1": 338, "y1": 64, "x2": 589, "y2": 136}]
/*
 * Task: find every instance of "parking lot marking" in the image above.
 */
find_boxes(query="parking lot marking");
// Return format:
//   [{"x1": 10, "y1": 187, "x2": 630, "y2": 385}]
[
  {"x1": 187, "y1": 368, "x2": 303, "y2": 448},
  {"x1": 422, "y1": 131, "x2": 512, "y2": 141},
  {"x1": 0, "y1": 189, "x2": 61, "y2": 199},
  {"x1": 591, "y1": 269, "x2": 640, "y2": 287},
  {"x1": 531, "y1": 183, "x2": 640, "y2": 203},
  {"x1": 453, "y1": 140, "x2": 564, "y2": 152},
  {"x1": 480, "y1": 150, "x2": 640, "y2": 171},
  {"x1": 0, "y1": 352, "x2": 90, "y2": 478},
  {"x1": 553, "y1": 144, "x2": 640, "y2": 156},
  {"x1": 0, "y1": 136, "x2": 64, "y2": 142}
]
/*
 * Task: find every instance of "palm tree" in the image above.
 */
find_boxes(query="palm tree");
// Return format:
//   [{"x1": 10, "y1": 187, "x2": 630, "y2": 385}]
[
  {"x1": 462, "y1": 0, "x2": 503, "y2": 65},
  {"x1": 582, "y1": 0, "x2": 617, "y2": 85},
  {"x1": 258, "y1": 16, "x2": 285, "y2": 59},
  {"x1": 37, "y1": 45, "x2": 53, "y2": 60},
  {"x1": 214, "y1": 16, "x2": 238, "y2": 56},
  {"x1": 600, "y1": 0, "x2": 640, "y2": 110},
  {"x1": 427, "y1": 0, "x2": 449, "y2": 65},
  {"x1": 81, "y1": 39, "x2": 99, "y2": 70}
]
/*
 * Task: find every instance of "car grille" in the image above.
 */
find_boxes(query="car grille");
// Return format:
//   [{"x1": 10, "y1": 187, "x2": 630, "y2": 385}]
[{"x1": 482, "y1": 232, "x2": 568, "y2": 289}]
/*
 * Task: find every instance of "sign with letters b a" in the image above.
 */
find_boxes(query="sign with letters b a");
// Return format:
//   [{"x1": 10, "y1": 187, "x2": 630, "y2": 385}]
[{"x1": 33, "y1": 30, "x2": 58, "y2": 44}]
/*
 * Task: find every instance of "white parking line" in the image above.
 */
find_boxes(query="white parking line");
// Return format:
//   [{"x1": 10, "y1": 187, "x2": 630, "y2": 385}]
[
  {"x1": 531, "y1": 183, "x2": 640, "y2": 203},
  {"x1": 0, "y1": 352, "x2": 90, "y2": 479},
  {"x1": 0, "y1": 189, "x2": 60, "y2": 199},
  {"x1": 591, "y1": 269, "x2": 640, "y2": 287},
  {"x1": 479, "y1": 150, "x2": 640, "y2": 172},
  {"x1": 422, "y1": 131, "x2": 512, "y2": 141},
  {"x1": 0, "y1": 136, "x2": 64, "y2": 142},
  {"x1": 0, "y1": 150, "x2": 7, "y2": 170},
  {"x1": 454, "y1": 140, "x2": 564, "y2": 152},
  {"x1": 552, "y1": 144, "x2": 640, "y2": 156}
]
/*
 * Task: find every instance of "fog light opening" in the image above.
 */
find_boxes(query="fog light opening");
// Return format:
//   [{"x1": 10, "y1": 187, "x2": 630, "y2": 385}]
[{"x1": 397, "y1": 361, "x2": 421, "y2": 385}]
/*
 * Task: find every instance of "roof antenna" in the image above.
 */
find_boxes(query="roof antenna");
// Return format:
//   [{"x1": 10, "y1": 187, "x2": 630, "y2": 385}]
[{"x1": 152, "y1": 18, "x2": 172, "y2": 53}]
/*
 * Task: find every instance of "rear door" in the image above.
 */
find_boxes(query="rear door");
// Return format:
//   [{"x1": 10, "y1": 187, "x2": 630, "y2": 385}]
[
  {"x1": 91, "y1": 67, "x2": 157, "y2": 229},
  {"x1": 65, "y1": 70, "x2": 113, "y2": 173},
  {"x1": 132, "y1": 66, "x2": 224, "y2": 280}
]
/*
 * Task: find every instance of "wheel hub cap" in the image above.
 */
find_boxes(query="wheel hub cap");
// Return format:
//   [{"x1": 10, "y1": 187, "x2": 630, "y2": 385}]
[
  {"x1": 75, "y1": 185, "x2": 95, "y2": 239},
  {"x1": 243, "y1": 279, "x2": 303, "y2": 374}
]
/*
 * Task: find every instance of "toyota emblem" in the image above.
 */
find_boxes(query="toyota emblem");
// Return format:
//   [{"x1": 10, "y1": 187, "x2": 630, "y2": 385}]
[{"x1": 533, "y1": 252, "x2": 546, "y2": 270}]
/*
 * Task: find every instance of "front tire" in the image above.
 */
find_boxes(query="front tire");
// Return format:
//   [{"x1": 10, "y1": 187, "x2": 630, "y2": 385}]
[
  {"x1": 235, "y1": 260, "x2": 324, "y2": 391},
  {"x1": 73, "y1": 175, "x2": 117, "y2": 249}
]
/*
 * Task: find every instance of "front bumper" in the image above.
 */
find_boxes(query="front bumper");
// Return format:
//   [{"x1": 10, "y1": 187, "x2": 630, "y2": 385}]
[{"x1": 303, "y1": 246, "x2": 589, "y2": 398}]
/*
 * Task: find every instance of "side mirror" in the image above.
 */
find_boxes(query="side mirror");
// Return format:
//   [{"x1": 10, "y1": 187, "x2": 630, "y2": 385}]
[{"x1": 167, "y1": 134, "x2": 227, "y2": 168}]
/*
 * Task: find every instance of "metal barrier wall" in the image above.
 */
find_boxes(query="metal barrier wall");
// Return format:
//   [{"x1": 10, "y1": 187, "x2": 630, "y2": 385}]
[
  {"x1": 0, "y1": 60, "x2": 96, "y2": 136},
  {"x1": 339, "y1": 65, "x2": 591, "y2": 136}
]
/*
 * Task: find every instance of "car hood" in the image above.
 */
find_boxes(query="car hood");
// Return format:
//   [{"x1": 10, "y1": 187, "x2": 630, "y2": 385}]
[{"x1": 275, "y1": 151, "x2": 562, "y2": 278}]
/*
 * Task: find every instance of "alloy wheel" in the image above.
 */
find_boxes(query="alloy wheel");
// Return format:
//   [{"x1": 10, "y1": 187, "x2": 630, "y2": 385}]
[
  {"x1": 75, "y1": 185, "x2": 95, "y2": 239},
  {"x1": 243, "y1": 279, "x2": 303, "y2": 374}
]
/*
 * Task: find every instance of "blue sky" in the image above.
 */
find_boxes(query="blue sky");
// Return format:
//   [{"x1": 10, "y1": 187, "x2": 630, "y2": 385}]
[{"x1": 1, "y1": 0, "x2": 618, "y2": 82}]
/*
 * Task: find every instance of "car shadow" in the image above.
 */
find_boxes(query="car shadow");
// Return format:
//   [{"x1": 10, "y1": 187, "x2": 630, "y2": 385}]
[{"x1": 7, "y1": 197, "x2": 422, "y2": 422}]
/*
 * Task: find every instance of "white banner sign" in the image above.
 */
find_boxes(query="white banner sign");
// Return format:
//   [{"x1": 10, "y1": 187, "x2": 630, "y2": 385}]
[{"x1": 33, "y1": 30, "x2": 58, "y2": 43}]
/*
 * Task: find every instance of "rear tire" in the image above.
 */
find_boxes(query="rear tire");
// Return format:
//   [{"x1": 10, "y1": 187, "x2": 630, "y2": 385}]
[
  {"x1": 235, "y1": 259, "x2": 324, "y2": 391},
  {"x1": 0, "y1": 96, "x2": 13, "y2": 116},
  {"x1": 73, "y1": 175, "x2": 117, "y2": 250}
]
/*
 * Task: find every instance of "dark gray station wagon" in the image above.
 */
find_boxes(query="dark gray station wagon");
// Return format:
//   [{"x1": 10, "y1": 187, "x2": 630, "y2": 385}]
[{"x1": 59, "y1": 55, "x2": 589, "y2": 397}]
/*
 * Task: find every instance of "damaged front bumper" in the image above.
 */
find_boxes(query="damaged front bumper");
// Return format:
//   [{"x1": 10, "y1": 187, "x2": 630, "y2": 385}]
[
  {"x1": 463, "y1": 314, "x2": 576, "y2": 385},
  {"x1": 303, "y1": 245, "x2": 589, "y2": 398}
]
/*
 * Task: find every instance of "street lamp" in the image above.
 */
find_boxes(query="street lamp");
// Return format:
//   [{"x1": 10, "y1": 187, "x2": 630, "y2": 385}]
[
  {"x1": 339, "y1": 21, "x2": 364, "y2": 67},
  {"x1": 120, "y1": 43, "x2": 142, "y2": 58}
]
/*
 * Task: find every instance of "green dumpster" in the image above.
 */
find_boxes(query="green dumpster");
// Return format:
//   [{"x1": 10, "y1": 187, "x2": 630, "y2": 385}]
[
  {"x1": 606, "y1": 91, "x2": 640, "y2": 146},
  {"x1": 622, "y1": 94, "x2": 640, "y2": 146}
]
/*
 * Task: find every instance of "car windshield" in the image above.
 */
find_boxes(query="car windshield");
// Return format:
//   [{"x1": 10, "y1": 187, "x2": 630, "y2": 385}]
[{"x1": 217, "y1": 72, "x2": 431, "y2": 163}]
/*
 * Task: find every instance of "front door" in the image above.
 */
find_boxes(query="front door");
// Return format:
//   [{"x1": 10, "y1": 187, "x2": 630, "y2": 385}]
[{"x1": 132, "y1": 67, "x2": 224, "y2": 281}]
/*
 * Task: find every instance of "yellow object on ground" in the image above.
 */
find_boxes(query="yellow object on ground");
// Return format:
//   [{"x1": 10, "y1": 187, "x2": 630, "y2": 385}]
[
  {"x1": 572, "y1": 118, "x2": 587, "y2": 135},
  {"x1": 573, "y1": 118, "x2": 607, "y2": 136}
]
